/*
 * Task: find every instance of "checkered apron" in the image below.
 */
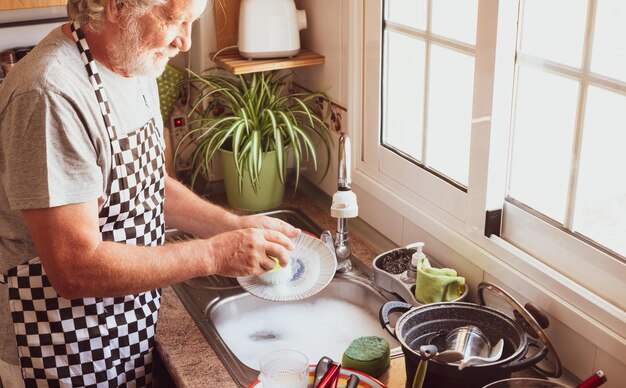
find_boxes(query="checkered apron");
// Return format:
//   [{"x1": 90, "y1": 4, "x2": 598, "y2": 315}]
[{"x1": 0, "y1": 21, "x2": 166, "y2": 387}]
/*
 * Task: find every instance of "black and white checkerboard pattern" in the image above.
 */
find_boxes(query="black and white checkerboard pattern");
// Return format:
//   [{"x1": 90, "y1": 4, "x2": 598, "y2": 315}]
[
  {"x1": 8, "y1": 260, "x2": 161, "y2": 387},
  {"x1": 70, "y1": 22, "x2": 117, "y2": 143},
  {"x1": 100, "y1": 117, "x2": 166, "y2": 248},
  {"x1": 3, "y1": 20, "x2": 166, "y2": 387}
]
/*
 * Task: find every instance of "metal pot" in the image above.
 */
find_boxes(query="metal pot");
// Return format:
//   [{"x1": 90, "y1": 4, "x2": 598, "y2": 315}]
[
  {"x1": 483, "y1": 377, "x2": 569, "y2": 387},
  {"x1": 379, "y1": 282, "x2": 560, "y2": 388}
]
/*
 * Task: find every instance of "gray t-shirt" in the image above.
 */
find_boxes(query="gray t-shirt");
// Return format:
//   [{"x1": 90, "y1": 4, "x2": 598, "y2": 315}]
[{"x1": 0, "y1": 26, "x2": 163, "y2": 364}]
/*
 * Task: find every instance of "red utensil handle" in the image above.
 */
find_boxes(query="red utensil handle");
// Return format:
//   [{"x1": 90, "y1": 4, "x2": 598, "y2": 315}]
[
  {"x1": 577, "y1": 370, "x2": 607, "y2": 388},
  {"x1": 316, "y1": 363, "x2": 341, "y2": 388}
]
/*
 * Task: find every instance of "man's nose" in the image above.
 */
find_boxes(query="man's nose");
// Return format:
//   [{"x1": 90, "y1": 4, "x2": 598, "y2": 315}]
[{"x1": 173, "y1": 22, "x2": 192, "y2": 52}]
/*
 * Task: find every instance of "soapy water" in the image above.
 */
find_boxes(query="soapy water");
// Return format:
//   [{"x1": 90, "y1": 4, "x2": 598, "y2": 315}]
[{"x1": 213, "y1": 297, "x2": 396, "y2": 370}]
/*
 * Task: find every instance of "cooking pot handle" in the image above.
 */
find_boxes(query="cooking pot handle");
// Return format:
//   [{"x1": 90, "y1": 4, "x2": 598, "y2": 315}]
[
  {"x1": 501, "y1": 336, "x2": 549, "y2": 372},
  {"x1": 379, "y1": 300, "x2": 413, "y2": 339}
]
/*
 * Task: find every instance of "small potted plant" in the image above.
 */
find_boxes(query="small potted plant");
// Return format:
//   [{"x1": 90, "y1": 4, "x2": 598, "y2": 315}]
[{"x1": 176, "y1": 68, "x2": 333, "y2": 211}]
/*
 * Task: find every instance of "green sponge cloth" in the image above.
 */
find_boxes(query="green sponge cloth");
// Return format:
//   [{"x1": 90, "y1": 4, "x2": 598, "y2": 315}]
[
  {"x1": 414, "y1": 257, "x2": 465, "y2": 304},
  {"x1": 342, "y1": 336, "x2": 391, "y2": 378}
]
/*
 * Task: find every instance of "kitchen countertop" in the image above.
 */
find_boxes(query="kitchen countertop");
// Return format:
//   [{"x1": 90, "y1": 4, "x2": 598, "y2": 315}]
[{"x1": 154, "y1": 186, "x2": 549, "y2": 388}]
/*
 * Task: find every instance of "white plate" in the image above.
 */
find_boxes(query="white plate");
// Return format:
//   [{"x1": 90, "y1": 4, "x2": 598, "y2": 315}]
[
  {"x1": 237, "y1": 233, "x2": 337, "y2": 302},
  {"x1": 248, "y1": 365, "x2": 388, "y2": 388}
]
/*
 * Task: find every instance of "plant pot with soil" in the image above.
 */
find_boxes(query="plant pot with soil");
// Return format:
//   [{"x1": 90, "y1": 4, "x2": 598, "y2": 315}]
[{"x1": 177, "y1": 69, "x2": 333, "y2": 211}]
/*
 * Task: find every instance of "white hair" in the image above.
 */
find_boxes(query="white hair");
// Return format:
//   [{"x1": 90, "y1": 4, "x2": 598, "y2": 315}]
[{"x1": 67, "y1": 0, "x2": 169, "y2": 33}]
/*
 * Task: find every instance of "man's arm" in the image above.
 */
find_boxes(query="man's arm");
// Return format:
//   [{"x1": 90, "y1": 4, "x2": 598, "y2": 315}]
[
  {"x1": 163, "y1": 175, "x2": 300, "y2": 239},
  {"x1": 162, "y1": 175, "x2": 240, "y2": 237},
  {"x1": 22, "y1": 198, "x2": 295, "y2": 299}
]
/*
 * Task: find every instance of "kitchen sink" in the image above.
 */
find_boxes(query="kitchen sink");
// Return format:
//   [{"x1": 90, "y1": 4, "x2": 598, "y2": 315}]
[{"x1": 168, "y1": 208, "x2": 402, "y2": 387}]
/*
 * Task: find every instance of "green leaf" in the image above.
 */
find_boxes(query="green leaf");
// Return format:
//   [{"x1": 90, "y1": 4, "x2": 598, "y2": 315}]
[{"x1": 179, "y1": 67, "x2": 334, "y2": 194}]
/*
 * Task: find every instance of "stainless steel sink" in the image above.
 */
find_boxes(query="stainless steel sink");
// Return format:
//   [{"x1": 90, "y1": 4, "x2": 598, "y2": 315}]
[{"x1": 168, "y1": 208, "x2": 401, "y2": 387}]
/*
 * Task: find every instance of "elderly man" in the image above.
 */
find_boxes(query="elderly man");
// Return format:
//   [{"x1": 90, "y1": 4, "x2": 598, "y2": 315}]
[{"x1": 0, "y1": 0, "x2": 299, "y2": 386}]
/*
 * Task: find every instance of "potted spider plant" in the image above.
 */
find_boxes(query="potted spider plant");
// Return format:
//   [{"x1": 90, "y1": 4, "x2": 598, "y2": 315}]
[{"x1": 177, "y1": 68, "x2": 333, "y2": 211}]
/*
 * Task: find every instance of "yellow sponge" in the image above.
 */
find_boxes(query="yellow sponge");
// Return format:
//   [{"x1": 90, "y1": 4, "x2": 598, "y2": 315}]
[
  {"x1": 342, "y1": 336, "x2": 390, "y2": 378},
  {"x1": 258, "y1": 256, "x2": 292, "y2": 285},
  {"x1": 268, "y1": 256, "x2": 282, "y2": 271}
]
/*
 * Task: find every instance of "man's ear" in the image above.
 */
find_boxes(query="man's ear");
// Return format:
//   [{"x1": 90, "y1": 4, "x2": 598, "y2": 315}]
[{"x1": 105, "y1": 0, "x2": 122, "y2": 23}]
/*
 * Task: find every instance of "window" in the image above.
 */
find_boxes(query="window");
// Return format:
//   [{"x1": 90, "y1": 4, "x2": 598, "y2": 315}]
[
  {"x1": 508, "y1": 0, "x2": 626, "y2": 259},
  {"x1": 359, "y1": 0, "x2": 625, "y2": 306},
  {"x1": 382, "y1": 0, "x2": 477, "y2": 188}
]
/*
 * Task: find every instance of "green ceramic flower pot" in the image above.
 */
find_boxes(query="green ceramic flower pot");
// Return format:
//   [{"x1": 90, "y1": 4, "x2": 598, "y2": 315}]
[{"x1": 220, "y1": 148, "x2": 285, "y2": 212}]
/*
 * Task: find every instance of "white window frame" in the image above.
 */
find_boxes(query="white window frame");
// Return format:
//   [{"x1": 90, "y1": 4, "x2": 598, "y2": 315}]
[
  {"x1": 501, "y1": 0, "x2": 626, "y2": 311},
  {"x1": 348, "y1": 0, "x2": 625, "y2": 360}
]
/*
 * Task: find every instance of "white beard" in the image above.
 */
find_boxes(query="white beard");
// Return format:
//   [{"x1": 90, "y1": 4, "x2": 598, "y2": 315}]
[
  {"x1": 129, "y1": 47, "x2": 179, "y2": 77},
  {"x1": 108, "y1": 20, "x2": 179, "y2": 77}
]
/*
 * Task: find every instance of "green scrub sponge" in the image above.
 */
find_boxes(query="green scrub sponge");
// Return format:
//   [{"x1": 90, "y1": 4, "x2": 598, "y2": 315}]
[{"x1": 342, "y1": 336, "x2": 391, "y2": 378}]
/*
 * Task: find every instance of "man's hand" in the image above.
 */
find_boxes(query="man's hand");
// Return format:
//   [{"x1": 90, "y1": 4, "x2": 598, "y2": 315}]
[
  {"x1": 237, "y1": 215, "x2": 302, "y2": 238},
  {"x1": 205, "y1": 227, "x2": 297, "y2": 277}
]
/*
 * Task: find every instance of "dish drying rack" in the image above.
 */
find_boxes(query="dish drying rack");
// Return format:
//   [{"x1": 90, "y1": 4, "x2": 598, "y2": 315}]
[{"x1": 371, "y1": 245, "x2": 469, "y2": 306}]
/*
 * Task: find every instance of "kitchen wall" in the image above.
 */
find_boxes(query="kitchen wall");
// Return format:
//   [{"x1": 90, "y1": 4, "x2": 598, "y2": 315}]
[
  {"x1": 293, "y1": 0, "x2": 624, "y2": 386},
  {"x1": 0, "y1": 11, "x2": 65, "y2": 50}
]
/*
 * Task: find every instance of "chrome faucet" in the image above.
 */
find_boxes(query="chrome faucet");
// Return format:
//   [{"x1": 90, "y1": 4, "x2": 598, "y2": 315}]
[{"x1": 328, "y1": 134, "x2": 358, "y2": 273}]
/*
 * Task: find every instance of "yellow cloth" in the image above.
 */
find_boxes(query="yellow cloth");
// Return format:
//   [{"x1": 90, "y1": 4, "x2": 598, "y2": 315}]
[{"x1": 414, "y1": 257, "x2": 465, "y2": 304}]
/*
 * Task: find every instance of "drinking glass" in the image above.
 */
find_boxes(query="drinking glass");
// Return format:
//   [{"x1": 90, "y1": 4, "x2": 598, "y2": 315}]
[{"x1": 258, "y1": 349, "x2": 309, "y2": 388}]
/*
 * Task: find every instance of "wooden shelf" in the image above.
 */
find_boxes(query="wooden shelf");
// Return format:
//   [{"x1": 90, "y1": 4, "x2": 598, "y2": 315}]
[
  {"x1": 1, "y1": 0, "x2": 66, "y2": 11},
  {"x1": 213, "y1": 47, "x2": 325, "y2": 75}
]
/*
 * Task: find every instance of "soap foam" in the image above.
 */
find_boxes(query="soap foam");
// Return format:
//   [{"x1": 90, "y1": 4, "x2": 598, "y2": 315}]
[{"x1": 213, "y1": 297, "x2": 396, "y2": 370}]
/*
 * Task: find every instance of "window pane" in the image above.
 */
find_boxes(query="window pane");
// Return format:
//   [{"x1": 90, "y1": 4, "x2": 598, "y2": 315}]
[
  {"x1": 427, "y1": 44, "x2": 474, "y2": 186},
  {"x1": 431, "y1": 0, "x2": 478, "y2": 45},
  {"x1": 591, "y1": 0, "x2": 626, "y2": 82},
  {"x1": 509, "y1": 67, "x2": 579, "y2": 222},
  {"x1": 382, "y1": 31, "x2": 426, "y2": 161},
  {"x1": 519, "y1": 0, "x2": 587, "y2": 68},
  {"x1": 574, "y1": 87, "x2": 626, "y2": 256},
  {"x1": 385, "y1": 0, "x2": 427, "y2": 31}
]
